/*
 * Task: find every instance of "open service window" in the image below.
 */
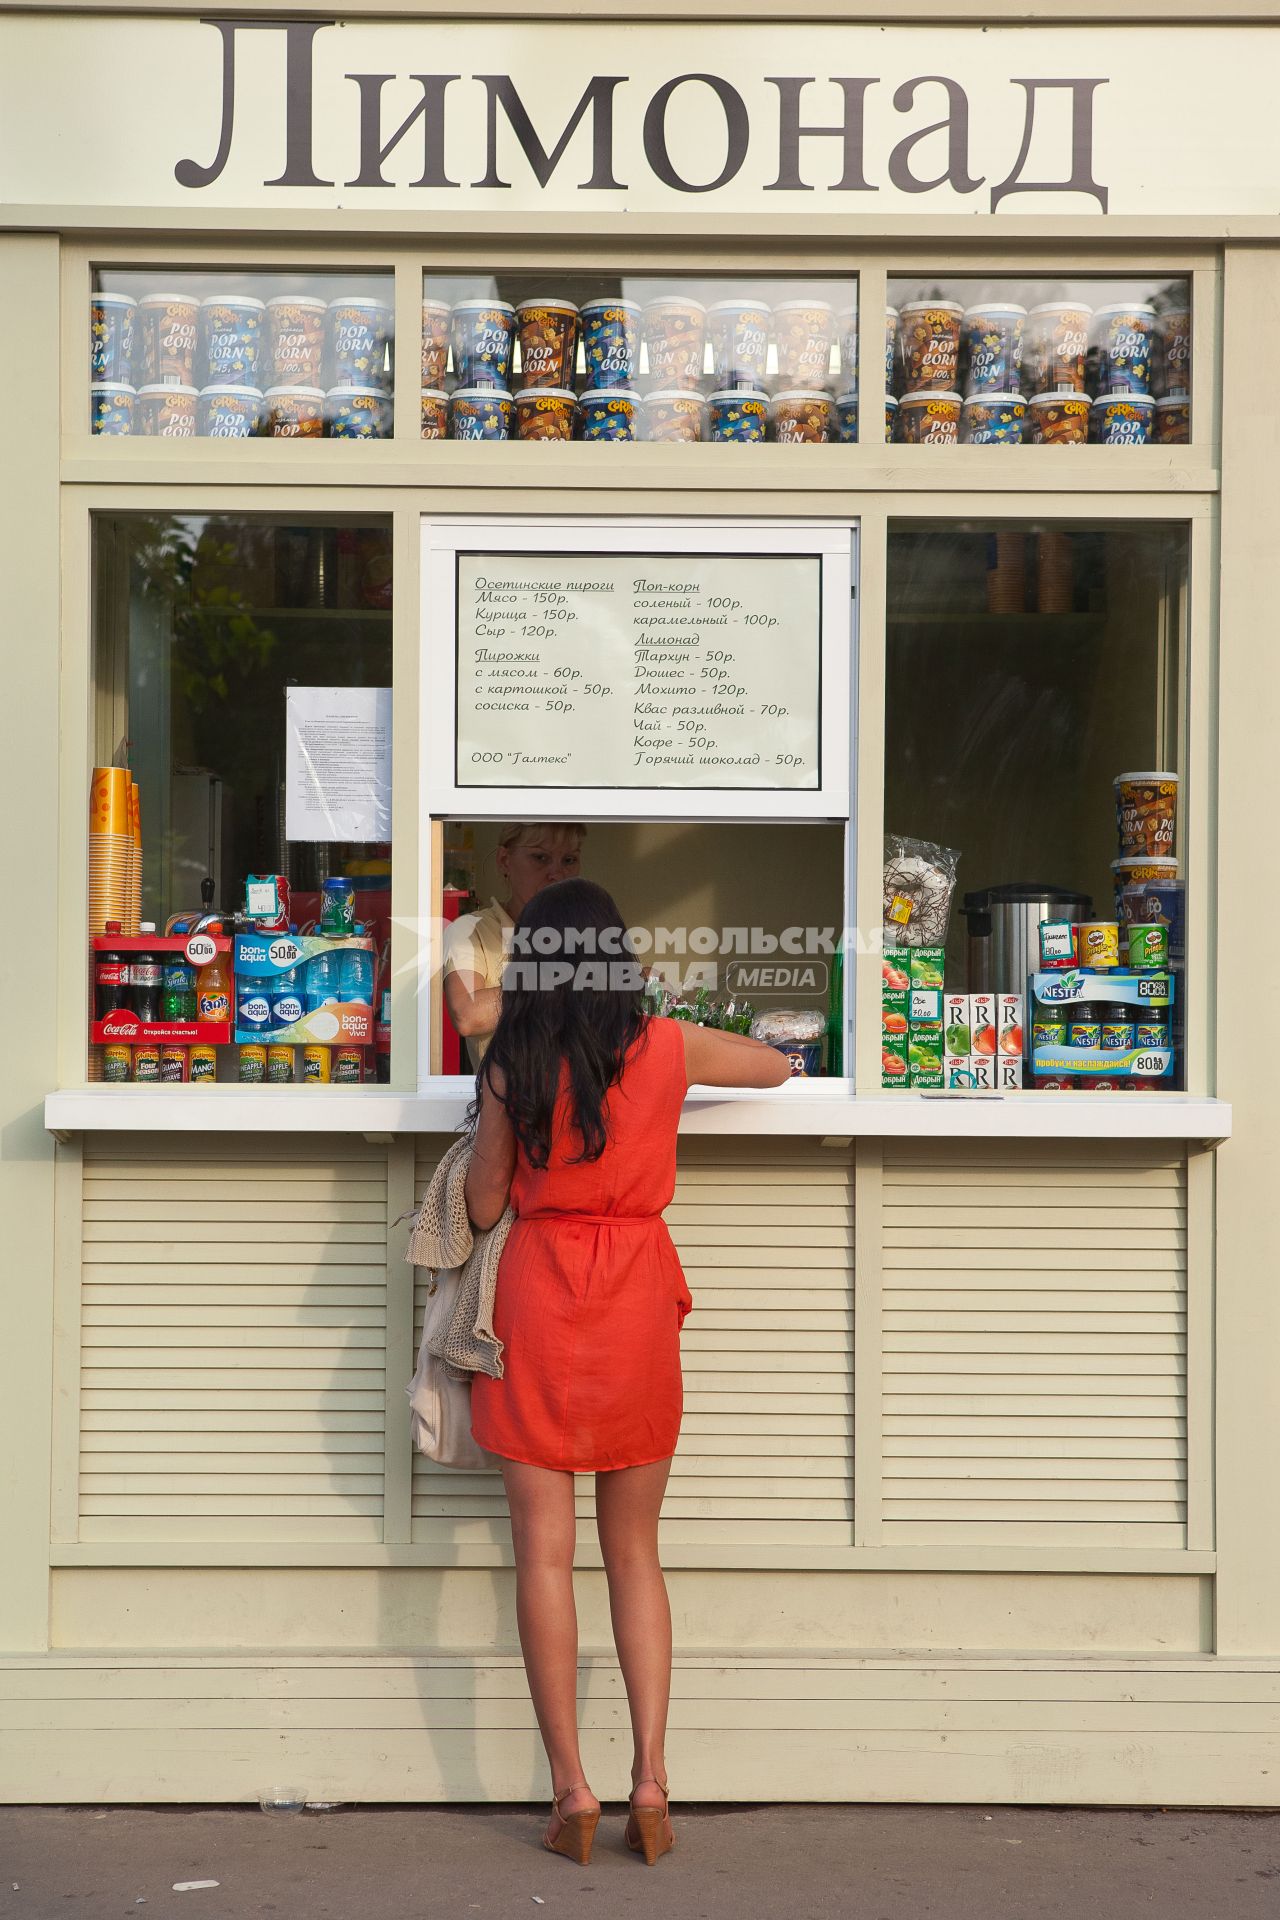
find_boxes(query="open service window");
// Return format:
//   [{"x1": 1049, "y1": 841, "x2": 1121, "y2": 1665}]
[{"x1": 420, "y1": 519, "x2": 857, "y2": 1087}]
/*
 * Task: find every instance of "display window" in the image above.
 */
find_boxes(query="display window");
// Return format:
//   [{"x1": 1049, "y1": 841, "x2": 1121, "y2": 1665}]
[
  {"x1": 884, "y1": 275, "x2": 1190, "y2": 447},
  {"x1": 881, "y1": 519, "x2": 1188, "y2": 1093},
  {"x1": 89, "y1": 512, "x2": 393, "y2": 1086},
  {"x1": 421, "y1": 271, "x2": 858, "y2": 443},
  {"x1": 90, "y1": 269, "x2": 395, "y2": 439}
]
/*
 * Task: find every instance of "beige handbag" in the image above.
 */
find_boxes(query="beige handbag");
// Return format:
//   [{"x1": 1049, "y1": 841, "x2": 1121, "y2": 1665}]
[{"x1": 405, "y1": 1264, "x2": 494, "y2": 1471}]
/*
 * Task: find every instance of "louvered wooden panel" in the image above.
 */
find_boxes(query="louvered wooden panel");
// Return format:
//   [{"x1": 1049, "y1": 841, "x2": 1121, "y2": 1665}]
[
  {"x1": 880, "y1": 1141, "x2": 1187, "y2": 1546},
  {"x1": 412, "y1": 1136, "x2": 854, "y2": 1549},
  {"x1": 79, "y1": 1135, "x2": 388, "y2": 1543}
]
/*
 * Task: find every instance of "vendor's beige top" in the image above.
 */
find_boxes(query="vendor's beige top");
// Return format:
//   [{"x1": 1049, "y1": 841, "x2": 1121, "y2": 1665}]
[{"x1": 443, "y1": 898, "x2": 513, "y2": 1066}]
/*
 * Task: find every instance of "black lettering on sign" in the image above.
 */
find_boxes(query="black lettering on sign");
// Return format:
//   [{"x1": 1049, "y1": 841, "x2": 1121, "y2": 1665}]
[
  {"x1": 642, "y1": 74, "x2": 749, "y2": 193},
  {"x1": 176, "y1": 18, "x2": 336, "y2": 189},
  {"x1": 345, "y1": 74, "x2": 460, "y2": 188},
  {"x1": 765, "y1": 76, "x2": 878, "y2": 192},
  {"x1": 888, "y1": 75, "x2": 983, "y2": 195},
  {"x1": 475, "y1": 74, "x2": 627, "y2": 189},
  {"x1": 990, "y1": 78, "x2": 1110, "y2": 212}
]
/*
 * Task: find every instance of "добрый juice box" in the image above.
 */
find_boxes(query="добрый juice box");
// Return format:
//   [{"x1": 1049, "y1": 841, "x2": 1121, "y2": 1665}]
[
  {"x1": 908, "y1": 946, "x2": 945, "y2": 990},
  {"x1": 882, "y1": 1030, "x2": 909, "y2": 1088},
  {"x1": 908, "y1": 1027, "x2": 943, "y2": 1090}
]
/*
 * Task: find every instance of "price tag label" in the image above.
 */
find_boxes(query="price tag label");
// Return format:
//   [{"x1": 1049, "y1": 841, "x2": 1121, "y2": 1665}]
[
  {"x1": 268, "y1": 938, "x2": 302, "y2": 969},
  {"x1": 185, "y1": 933, "x2": 218, "y2": 968}
]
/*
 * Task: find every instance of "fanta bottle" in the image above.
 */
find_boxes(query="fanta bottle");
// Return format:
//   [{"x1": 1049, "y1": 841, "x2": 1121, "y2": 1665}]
[{"x1": 197, "y1": 951, "x2": 232, "y2": 1025}]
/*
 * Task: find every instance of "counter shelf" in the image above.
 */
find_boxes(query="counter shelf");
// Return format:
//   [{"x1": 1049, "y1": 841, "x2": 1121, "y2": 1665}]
[{"x1": 44, "y1": 1080, "x2": 1231, "y2": 1143}]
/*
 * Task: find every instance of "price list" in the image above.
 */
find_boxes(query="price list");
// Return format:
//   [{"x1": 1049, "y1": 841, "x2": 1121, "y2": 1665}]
[{"x1": 455, "y1": 552, "x2": 821, "y2": 788}]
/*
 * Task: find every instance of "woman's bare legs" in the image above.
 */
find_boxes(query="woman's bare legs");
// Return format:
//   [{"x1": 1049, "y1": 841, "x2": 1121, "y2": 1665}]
[
  {"x1": 595, "y1": 1457, "x2": 674, "y2": 1812},
  {"x1": 501, "y1": 1459, "x2": 598, "y2": 1831}
]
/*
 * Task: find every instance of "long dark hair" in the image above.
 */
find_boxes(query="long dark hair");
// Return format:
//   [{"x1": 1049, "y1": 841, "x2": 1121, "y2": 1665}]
[{"x1": 475, "y1": 878, "x2": 647, "y2": 1167}]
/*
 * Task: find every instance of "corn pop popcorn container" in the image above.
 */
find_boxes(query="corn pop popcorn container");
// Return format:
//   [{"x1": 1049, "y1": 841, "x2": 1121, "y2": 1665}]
[
  {"x1": 137, "y1": 383, "x2": 198, "y2": 436},
  {"x1": 448, "y1": 385, "x2": 513, "y2": 440},
  {"x1": 897, "y1": 389, "x2": 962, "y2": 444},
  {"x1": 643, "y1": 389, "x2": 708, "y2": 443},
  {"x1": 264, "y1": 385, "x2": 325, "y2": 438},
  {"x1": 834, "y1": 392, "x2": 859, "y2": 442},
  {"x1": 1091, "y1": 302, "x2": 1156, "y2": 396},
  {"x1": 421, "y1": 298, "x2": 451, "y2": 387},
  {"x1": 961, "y1": 392, "x2": 1026, "y2": 444},
  {"x1": 1155, "y1": 394, "x2": 1191, "y2": 445},
  {"x1": 1024, "y1": 301, "x2": 1090, "y2": 395},
  {"x1": 447, "y1": 299, "x2": 515, "y2": 390},
  {"x1": 707, "y1": 388, "x2": 767, "y2": 443},
  {"x1": 514, "y1": 386, "x2": 577, "y2": 441},
  {"x1": 580, "y1": 299, "x2": 640, "y2": 389},
  {"x1": 515, "y1": 300, "x2": 579, "y2": 389},
  {"x1": 91, "y1": 381, "x2": 136, "y2": 435},
  {"x1": 899, "y1": 301, "x2": 963, "y2": 393},
  {"x1": 1090, "y1": 392, "x2": 1155, "y2": 445},
  {"x1": 420, "y1": 388, "x2": 448, "y2": 439},
  {"x1": 267, "y1": 295, "x2": 326, "y2": 389},
  {"x1": 769, "y1": 388, "x2": 834, "y2": 443},
  {"x1": 961, "y1": 303, "x2": 1025, "y2": 396},
  {"x1": 642, "y1": 297, "x2": 706, "y2": 389},
  {"x1": 135, "y1": 292, "x2": 199, "y2": 386},
  {"x1": 325, "y1": 385, "x2": 392, "y2": 438},
  {"x1": 328, "y1": 296, "x2": 393, "y2": 391},
  {"x1": 771, "y1": 300, "x2": 835, "y2": 386},
  {"x1": 198, "y1": 383, "x2": 262, "y2": 436},
  {"x1": 90, "y1": 293, "x2": 136, "y2": 383},
  {"x1": 1027, "y1": 391, "x2": 1091, "y2": 445},
  {"x1": 707, "y1": 299, "x2": 771, "y2": 388},
  {"x1": 1156, "y1": 307, "x2": 1191, "y2": 397},
  {"x1": 577, "y1": 387, "x2": 639, "y2": 441},
  {"x1": 200, "y1": 295, "x2": 265, "y2": 386}
]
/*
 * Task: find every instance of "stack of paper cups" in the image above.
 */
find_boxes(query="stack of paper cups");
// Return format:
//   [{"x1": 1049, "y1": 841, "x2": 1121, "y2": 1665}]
[
  {"x1": 129, "y1": 780, "x2": 141, "y2": 934},
  {"x1": 88, "y1": 767, "x2": 131, "y2": 933}
]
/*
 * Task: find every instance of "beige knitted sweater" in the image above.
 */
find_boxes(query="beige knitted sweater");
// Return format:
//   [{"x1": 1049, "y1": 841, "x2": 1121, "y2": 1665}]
[{"x1": 406, "y1": 1135, "x2": 513, "y2": 1380}]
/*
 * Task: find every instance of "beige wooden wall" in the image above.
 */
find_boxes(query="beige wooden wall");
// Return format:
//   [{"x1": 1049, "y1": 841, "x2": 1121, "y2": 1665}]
[{"x1": 5, "y1": 1126, "x2": 1270, "y2": 1806}]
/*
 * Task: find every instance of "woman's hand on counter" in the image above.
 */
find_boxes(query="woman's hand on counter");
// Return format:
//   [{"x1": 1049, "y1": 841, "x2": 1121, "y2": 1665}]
[{"x1": 676, "y1": 1019, "x2": 794, "y2": 1090}]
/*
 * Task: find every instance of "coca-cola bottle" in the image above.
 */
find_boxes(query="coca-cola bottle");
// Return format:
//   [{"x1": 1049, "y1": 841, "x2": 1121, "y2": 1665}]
[
  {"x1": 130, "y1": 924, "x2": 162, "y2": 1025},
  {"x1": 95, "y1": 921, "x2": 129, "y2": 1019}
]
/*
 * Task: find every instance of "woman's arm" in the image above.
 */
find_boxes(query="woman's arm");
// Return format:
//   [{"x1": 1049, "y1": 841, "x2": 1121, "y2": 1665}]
[
  {"x1": 678, "y1": 1019, "x2": 794, "y2": 1090},
  {"x1": 444, "y1": 967, "x2": 502, "y2": 1040},
  {"x1": 464, "y1": 1069, "x2": 518, "y2": 1230}
]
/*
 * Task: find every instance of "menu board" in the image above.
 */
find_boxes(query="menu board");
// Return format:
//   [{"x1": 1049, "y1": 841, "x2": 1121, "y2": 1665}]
[{"x1": 454, "y1": 552, "x2": 821, "y2": 789}]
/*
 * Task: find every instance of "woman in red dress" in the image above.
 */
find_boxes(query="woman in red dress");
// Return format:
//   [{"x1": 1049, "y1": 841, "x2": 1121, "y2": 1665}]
[{"x1": 465, "y1": 879, "x2": 790, "y2": 1865}]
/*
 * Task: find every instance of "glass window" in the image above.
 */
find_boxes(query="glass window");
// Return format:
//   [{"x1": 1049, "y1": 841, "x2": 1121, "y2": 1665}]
[
  {"x1": 438, "y1": 820, "x2": 847, "y2": 1076},
  {"x1": 90, "y1": 513, "x2": 392, "y2": 1087},
  {"x1": 421, "y1": 271, "x2": 858, "y2": 443},
  {"x1": 90, "y1": 269, "x2": 395, "y2": 439},
  {"x1": 883, "y1": 521, "x2": 1187, "y2": 1092},
  {"x1": 884, "y1": 275, "x2": 1190, "y2": 447}
]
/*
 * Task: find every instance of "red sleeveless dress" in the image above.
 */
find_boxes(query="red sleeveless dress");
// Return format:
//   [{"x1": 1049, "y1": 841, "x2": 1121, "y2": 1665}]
[{"x1": 470, "y1": 1016, "x2": 693, "y2": 1473}]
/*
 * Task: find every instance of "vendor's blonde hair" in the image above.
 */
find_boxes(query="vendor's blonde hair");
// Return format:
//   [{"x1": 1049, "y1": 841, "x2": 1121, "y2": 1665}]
[{"x1": 497, "y1": 822, "x2": 587, "y2": 849}]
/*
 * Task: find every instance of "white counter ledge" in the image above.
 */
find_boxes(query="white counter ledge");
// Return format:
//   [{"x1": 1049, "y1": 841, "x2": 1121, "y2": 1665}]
[{"x1": 44, "y1": 1080, "x2": 1233, "y2": 1142}]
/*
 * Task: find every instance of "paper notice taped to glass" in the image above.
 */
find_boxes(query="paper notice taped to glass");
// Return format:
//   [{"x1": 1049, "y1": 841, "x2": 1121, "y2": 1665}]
[{"x1": 285, "y1": 686, "x2": 392, "y2": 842}]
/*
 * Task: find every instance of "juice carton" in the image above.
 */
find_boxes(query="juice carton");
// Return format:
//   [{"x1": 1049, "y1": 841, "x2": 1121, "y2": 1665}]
[
  {"x1": 996, "y1": 1055, "x2": 1023, "y2": 1090},
  {"x1": 969, "y1": 1054, "x2": 996, "y2": 1091},
  {"x1": 882, "y1": 987, "x2": 909, "y2": 1040},
  {"x1": 969, "y1": 993, "x2": 997, "y2": 1064},
  {"x1": 908, "y1": 946, "x2": 945, "y2": 990},
  {"x1": 881, "y1": 1030, "x2": 909, "y2": 1088},
  {"x1": 908, "y1": 1025, "x2": 943, "y2": 1089},
  {"x1": 943, "y1": 992, "x2": 971, "y2": 1078},
  {"x1": 997, "y1": 991, "x2": 1024, "y2": 1063}
]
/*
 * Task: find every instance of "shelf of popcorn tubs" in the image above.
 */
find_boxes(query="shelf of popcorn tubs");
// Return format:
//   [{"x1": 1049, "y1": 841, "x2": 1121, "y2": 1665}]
[{"x1": 419, "y1": 293, "x2": 861, "y2": 444}]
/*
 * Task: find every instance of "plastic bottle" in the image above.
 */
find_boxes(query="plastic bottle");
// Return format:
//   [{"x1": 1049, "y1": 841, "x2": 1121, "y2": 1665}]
[
  {"x1": 337, "y1": 946, "x2": 374, "y2": 1006},
  {"x1": 305, "y1": 948, "x2": 337, "y2": 1012},
  {"x1": 131, "y1": 926, "x2": 162, "y2": 1024},
  {"x1": 270, "y1": 967, "x2": 304, "y2": 1031},
  {"x1": 95, "y1": 920, "x2": 129, "y2": 1019},
  {"x1": 161, "y1": 956, "x2": 194, "y2": 1022},
  {"x1": 236, "y1": 974, "x2": 272, "y2": 1036},
  {"x1": 197, "y1": 951, "x2": 232, "y2": 1025}
]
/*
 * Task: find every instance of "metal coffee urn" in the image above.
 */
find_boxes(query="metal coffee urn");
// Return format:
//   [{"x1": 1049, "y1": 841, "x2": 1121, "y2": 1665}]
[{"x1": 961, "y1": 883, "x2": 1093, "y2": 995}]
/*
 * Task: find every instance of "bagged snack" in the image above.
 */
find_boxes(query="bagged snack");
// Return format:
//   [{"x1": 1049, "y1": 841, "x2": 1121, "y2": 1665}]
[{"x1": 883, "y1": 835, "x2": 960, "y2": 948}]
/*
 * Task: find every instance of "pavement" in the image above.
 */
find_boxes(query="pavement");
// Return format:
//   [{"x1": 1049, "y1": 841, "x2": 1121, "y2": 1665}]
[{"x1": 3, "y1": 1803, "x2": 1280, "y2": 1919}]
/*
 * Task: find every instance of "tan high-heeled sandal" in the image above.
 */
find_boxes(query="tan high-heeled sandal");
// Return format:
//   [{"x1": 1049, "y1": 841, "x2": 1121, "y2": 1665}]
[
  {"x1": 625, "y1": 1775, "x2": 675, "y2": 1865},
  {"x1": 542, "y1": 1782, "x2": 600, "y2": 1865}
]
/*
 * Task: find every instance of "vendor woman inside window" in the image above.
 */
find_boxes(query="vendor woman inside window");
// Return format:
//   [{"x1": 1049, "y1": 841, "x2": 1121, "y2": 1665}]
[{"x1": 443, "y1": 822, "x2": 586, "y2": 1069}]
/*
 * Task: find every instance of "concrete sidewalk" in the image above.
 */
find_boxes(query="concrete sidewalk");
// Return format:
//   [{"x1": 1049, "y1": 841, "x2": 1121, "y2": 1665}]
[{"x1": 3, "y1": 1804, "x2": 1279, "y2": 1918}]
